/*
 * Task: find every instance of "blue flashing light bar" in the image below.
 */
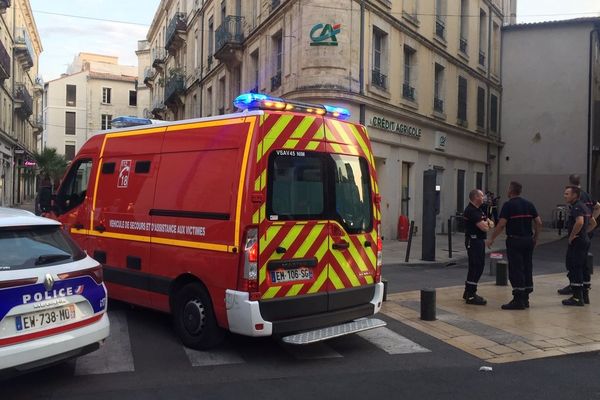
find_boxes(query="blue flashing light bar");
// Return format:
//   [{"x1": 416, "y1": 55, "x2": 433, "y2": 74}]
[
  {"x1": 111, "y1": 116, "x2": 154, "y2": 128},
  {"x1": 233, "y1": 92, "x2": 351, "y2": 120}
]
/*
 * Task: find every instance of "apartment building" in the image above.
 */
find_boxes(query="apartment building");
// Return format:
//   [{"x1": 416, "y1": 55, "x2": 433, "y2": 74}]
[
  {"x1": 143, "y1": 0, "x2": 514, "y2": 240},
  {"x1": 43, "y1": 53, "x2": 140, "y2": 160},
  {"x1": 0, "y1": 0, "x2": 43, "y2": 206}
]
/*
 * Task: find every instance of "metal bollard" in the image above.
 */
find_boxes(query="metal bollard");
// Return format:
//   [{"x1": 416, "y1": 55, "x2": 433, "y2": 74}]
[
  {"x1": 489, "y1": 259, "x2": 497, "y2": 276},
  {"x1": 382, "y1": 278, "x2": 388, "y2": 302},
  {"x1": 587, "y1": 253, "x2": 593, "y2": 275},
  {"x1": 496, "y1": 261, "x2": 508, "y2": 286},
  {"x1": 420, "y1": 288, "x2": 436, "y2": 321}
]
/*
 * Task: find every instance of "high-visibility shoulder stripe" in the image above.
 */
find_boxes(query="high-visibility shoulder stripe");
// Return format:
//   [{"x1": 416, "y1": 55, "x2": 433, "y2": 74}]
[{"x1": 509, "y1": 214, "x2": 534, "y2": 219}]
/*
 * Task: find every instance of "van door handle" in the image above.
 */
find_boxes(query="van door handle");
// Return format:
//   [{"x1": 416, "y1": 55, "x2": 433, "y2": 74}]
[
  {"x1": 276, "y1": 246, "x2": 287, "y2": 254},
  {"x1": 332, "y1": 241, "x2": 349, "y2": 250},
  {"x1": 94, "y1": 225, "x2": 106, "y2": 232},
  {"x1": 364, "y1": 240, "x2": 372, "y2": 248},
  {"x1": 73, "y1": 223, "x2": 84, "y2": 230}
]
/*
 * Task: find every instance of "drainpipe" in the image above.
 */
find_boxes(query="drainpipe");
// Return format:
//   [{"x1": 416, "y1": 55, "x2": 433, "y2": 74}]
[
  {"x1": 359, "y1": 0, "x2": 365, "y2": 124},
  {"x1": 586, "y1": 27, "x2": 598, "y2": 193},
  {"x1": 199, "y1": 7, "x2": 205, "y2": 117}
]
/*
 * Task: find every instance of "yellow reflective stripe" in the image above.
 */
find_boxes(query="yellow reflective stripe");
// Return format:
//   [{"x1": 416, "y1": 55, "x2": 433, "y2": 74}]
[
  {"x1": 260, "y1": 114, "x2": 268, "y2": 126},
  {"x1": 348, "y1": 145, "x2": 359, "y2": 155},
  {"x1": 324, "y1": 124, "x2": 335, "y2": 140},
  {"x1": 260, "y1": 225, "x2": 283, "y2": 255},
  {"x1": 263, "y1": 286, "x2": 281, "y2": 299},
  {"x1": 307, "y1": 266, "x2": 328, "y2": 294},
  {"x1": 259, "y1": 169, "x2": 266, "y2": 190},
  {"x1": 271, "y1": 224, "x2": 304, "y2": 261},
  {"x1": 254, "y1": 176, "x2": 261, "y2": 191},
  {"x1": 286, "y1": 284, "x2": 304, "y2": 297},
  {"x1": 347, "y1": 240, "x2": 369, "y2": 272},
  {"x1": 259, "y1": 203, "x2": 266, "y2": 223},
  {"x1": 306, "y1": 141, "x2": 319, "y2": 151},
  {"x1": 70, "y1": 228, "x2": 90, "y2": 235},
  {"x1": 85, "y1": 230, "x2": 233, "y2": 252},
  {"x1": 234, "y1": 117, "x2": 256, "y2": 249},
  {"x1": 252, "y1": 209, "x2": 259, "y2": 224},
  {"x1": 293, "y1": 223, "x2": 325, "y2": 258},
  {"x1": 328, "y1": 267, "x2": 345, "y2": 290},
  {"x1": 331, "y1": 143, "x2": 343, "y2": 153},
  {"x1": 362, "y1": 234, "x2": 377, "y2": 266},
  {"x1": 258, "y1": 114, "x2": 294, "y2": 162},
  {"x1": 312, "y1": 121, "x2": 324, "y2": 139},
  {"x1": 365, "y1": 275, "x2": 374, "y2": 284},
  {"x1": 283, "y1": 139, "x2": 299, "y2": 149},
  {"x1": 346, "y1": 123, "x2": 372, "y2": 164},
  {"x1": 329, "y1": 120, "x2": 352, "y2": 144},
  {"x1": 330, "y1": 242, "x2": 361, "y2": 287},
  {"x1": 291, "y1": 116, "x2": 315, "y2": 139}
]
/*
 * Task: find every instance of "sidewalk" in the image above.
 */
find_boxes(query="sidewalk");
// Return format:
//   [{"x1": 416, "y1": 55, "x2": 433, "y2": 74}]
[{"x1": 382, "y1": 228, "x2": 563, "y2": 267}]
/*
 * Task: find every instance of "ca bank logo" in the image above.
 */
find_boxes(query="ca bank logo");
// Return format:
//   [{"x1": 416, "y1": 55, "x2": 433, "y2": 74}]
[{"x1": 310, "y1": 23, "x2": 341, "y2": 46}]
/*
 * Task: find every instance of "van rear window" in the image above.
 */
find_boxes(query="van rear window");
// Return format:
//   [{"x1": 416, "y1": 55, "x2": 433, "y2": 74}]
[{"x1": 267, "y1": 151, "x2": 373, "y2": 233}]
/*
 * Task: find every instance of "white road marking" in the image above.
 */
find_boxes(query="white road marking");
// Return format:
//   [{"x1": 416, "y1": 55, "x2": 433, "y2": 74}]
[
  {"x1": 184, "y1": 346, "x2": 245, "y2": 367},
  {"x1": 357, "y1": 327, "x2": 430, "y2": 354}
]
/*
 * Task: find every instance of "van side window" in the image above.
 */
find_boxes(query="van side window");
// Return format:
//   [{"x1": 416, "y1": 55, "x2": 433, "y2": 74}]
[
  {"x1": 135, "y1": 161, "x2": 151, "y2": 173},
  {"x1": 56, "y1": 159, "x2": 93, "y2": 214},
  {"x1": 102, "y1": 162, "x2": 115, "y2": 174}
]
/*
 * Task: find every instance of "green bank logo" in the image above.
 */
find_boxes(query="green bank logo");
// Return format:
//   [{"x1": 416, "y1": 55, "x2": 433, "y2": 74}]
[{"x1": 310, "y1": 23, "x2": 341, "y2": 46}]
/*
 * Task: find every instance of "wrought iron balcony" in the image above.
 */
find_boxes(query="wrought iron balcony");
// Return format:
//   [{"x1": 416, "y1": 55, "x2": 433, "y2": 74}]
[
  {"x1": 32, "y1": 114, "x2": 43, "y2": 133},
  {"x1": 14, "y1": 28, "x2": 34, "y2": 71},
  {"x1": 0, "y1": 38, "x2": 10, "y2": 81},
  {"x1": 271, "y1": 71, "x2": 281, "y2": 91},
  {"x1": 214, "y1": 15, "x2": 245, "y2": 65},
  {"x1": 371, "y1": 70, "x2": 387, "y2": 89},
  {"x1": 164, "y1": 74, "x2": 185, "y2": 106},
  {"x1": 165, "y1": 12, "x2": 187, "y2": 53},
  {"x1": 479, "y1": 50, "x2": 486, "y2": 66},
  {"x1": 402, "y1": 83, "x2": 415, "y2": 101},
  {"x1": 152, "y1": 99, "x2": 166, "y2": 115},
  {"x1": 0, "y1": 0, "x2": 10, "y2": 14},
  {"x1": 435, "y1": 19, "x2": 445, "y2": 40},
  {"x1": 152, "y1": 48, "x2": 166, "y2": 70},
  {"x1": 459, "y1": 37, "x2": 468, "y2": 53},
  {"x1": 206, "y1": 53, "x2": 213, "y2": 72},
  {"x1": 143, "y1": 67, "x2": 155, "y2": 87},
  {"x1": 434, "y1": 98, "x2": 444, "y2": 113},
  {"x1": 14, "y1": 83, "x2": 33, "y2": 119}
]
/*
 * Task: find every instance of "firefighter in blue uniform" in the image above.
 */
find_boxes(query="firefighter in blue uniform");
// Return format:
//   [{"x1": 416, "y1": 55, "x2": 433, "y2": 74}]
[
  {"x1": 487, "y1": 182, "x2": 542, "y2": 309},
  {"x1": 462, "y1": 189, "x2": 492, "y2": 305}
]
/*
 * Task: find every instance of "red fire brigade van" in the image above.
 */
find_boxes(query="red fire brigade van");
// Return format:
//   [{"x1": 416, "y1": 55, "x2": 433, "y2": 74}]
[{"x1": 51, "y1": 93, "x2": 385, "y2": 349}]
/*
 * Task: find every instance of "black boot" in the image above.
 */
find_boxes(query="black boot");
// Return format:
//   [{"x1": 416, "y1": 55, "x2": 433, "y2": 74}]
[
  {"x1": 465, "y1": 292, "x2": 487, "y2": 305},
  {"x1": 562, "y1": 286, "x2": 584, "y2": 306},
  {"x1": 583, "y1": 287, "x2": 590, "y2": 304},
  {"x1": 557, "y1": 285, "x2": 573, "y2": 295},
  {"x1": 523, "y1": 291, "x2": 530, "y2": 308},
  {"x1": 502, "y1": 291, "x2": 526, "y2": 310}
]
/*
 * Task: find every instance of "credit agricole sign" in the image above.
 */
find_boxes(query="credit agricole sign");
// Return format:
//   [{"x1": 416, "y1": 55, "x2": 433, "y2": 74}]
[
  {"x1": 310, "y1": 23, "x2": 341, "y2": 46},
  {"x1": 369, "y1": 115, "x2": 422, "y2": 139}
]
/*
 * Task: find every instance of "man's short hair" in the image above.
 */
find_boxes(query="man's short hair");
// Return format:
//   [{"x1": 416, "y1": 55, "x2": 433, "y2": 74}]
[
  {"x1": 566, "y1": 185, "x2": 581, "y2": 198},
  {"x1": 468, "y1": 189, "x2": 481, "y2": 201},
  {"x1": 569, "y1": 174, "x2": 581, "y2": 186},
  {"x1": 508, "y1": 181, "x2": 522, "y2": 195}
]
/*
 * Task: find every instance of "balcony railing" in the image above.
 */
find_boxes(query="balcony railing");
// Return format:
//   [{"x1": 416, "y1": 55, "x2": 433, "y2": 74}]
[
  {"x1": 0, "y1": 38, "x2": 10, "y2": 81},
  {"x1": 32, "y1": 114, "x2": 43, "y2": 132},
  {"x1": 479, "y1": 50, "x2": 486, "y2": 66},
  {"x1": 459, "y1": 37, "x2": 468, "y2": 53},
  {"x1": 14, "y1": 27, "x2": 34, "y2": 71},
  {"x1": 435, "y1": 19, "x2": 445, "y2": 39},
  {"x1": 371, "y1": 69, "x2": 387, "y2": 89},
  {"x1": 215, "y1": 15, "x2": 245, "y2": 57},
  {"x1": 152, "y1": 48, "x2": 166, "y2": 69},
  {"x1": 402, "y1": 83, "x2": 415, "y2": 101},
  {"x1": 434, "y1": 98, "x2": 444, "y2": 113},
  {"x1": 0, "y1": 0, "x2": 11, "y2": 14},
  {"x1": 165, "y1": 12, "x2": 187, "y2": 52},
  {"x1": 143, "y1": 67, "x2": 155, "y2": 86},
  {"x1": 164, "y1": 74, "x2": 185, "y2": 105},
  {"x1": 14, "y1": 83, "x2": 33, "y2": 118},
  {"x1": 271, "y1": 0, "x2": 281, "y2": 11},
  {"x1": 152, "y1": 99, "x2": 166, "y2": 114},
  {"x1": 206, "y1": 53, "x2": 213, "y2": 72},
  {"x1": 271, "y1": 71, "x2": 282, "y2": 90}
]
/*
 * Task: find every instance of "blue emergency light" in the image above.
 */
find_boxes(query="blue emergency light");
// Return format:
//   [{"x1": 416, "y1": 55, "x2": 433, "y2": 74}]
[
  {"x1": 234, "y1": 92, "x2": 351, "y2": 120},
  {"x1": 111, "y1": 116, "x2": 154, "y2": 128}
]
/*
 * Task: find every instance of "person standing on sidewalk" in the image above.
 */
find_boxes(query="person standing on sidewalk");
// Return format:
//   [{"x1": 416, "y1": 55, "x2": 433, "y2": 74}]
[
  {"x1": 562, "y1": 186, "x2": 593, "y2": 306},
  {"x1": 486, "y1": 182, "x2": 542, "y2": 310},
  {"x1": 558, "y1": 174, "x2": 600, "y2": 302},
  {"x1": 462, "y1": 189, "x2": 493, "y2": 305}
]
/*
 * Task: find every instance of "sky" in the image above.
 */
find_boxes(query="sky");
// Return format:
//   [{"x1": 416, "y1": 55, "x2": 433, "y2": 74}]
[{"x1": 29, "y1": 0, "x2": 600, "y2": 82}]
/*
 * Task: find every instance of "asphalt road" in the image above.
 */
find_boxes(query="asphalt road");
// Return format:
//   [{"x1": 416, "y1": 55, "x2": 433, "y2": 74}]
[{"x1": 2, "y1": 236, "x2": 600, "y2": 399}]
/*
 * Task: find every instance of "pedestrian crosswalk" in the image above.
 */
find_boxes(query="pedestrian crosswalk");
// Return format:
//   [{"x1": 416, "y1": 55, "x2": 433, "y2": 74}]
[{"x1": 71, "y1": 310, "x2": 430, "y2": 376}]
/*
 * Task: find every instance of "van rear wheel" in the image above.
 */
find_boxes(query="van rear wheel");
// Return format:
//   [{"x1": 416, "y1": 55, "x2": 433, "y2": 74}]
[{"x1": 172, "y1": 282, "x2": 224, "y2": 350}]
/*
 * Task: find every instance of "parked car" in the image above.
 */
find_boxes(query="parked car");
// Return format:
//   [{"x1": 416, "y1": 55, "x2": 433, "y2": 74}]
[{"x1": 0, "y1": 208, "x2": 109, "y2": 374}]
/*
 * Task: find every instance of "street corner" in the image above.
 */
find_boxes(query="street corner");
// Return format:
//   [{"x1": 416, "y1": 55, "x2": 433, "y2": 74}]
[{"x1": 380, "y1": 272, "x2": 600, "y2": 364}]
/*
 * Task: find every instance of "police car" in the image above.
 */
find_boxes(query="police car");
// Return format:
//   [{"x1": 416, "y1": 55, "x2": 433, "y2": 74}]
[{"x1": 0, "y1": 208, "x2": 109, "y2": 373}]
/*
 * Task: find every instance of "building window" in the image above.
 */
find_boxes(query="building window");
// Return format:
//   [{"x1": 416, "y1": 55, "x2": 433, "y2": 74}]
[
  {"x1": 101, "y1": 114, "x2": 112, "y2": 130},
  {"x1": 102, "y1": 87, "x2": 112, "y2": 104},
  {"x1": 434, "y1": 63, "x2": 444, "y2": 113},
  {"x1": 477, "y1": 87, "x2": 485, "y2": 129},
  {"x1": 403, "y1": 45, "x2": 416, "y2": 101},
  {"x1": 476, "y1": 172, "x2": 483, "y2": 190},
  {"x1": 479, "y1": 9, "x2": 487, "y2": 66},
  {"x1": 435, "y1": 0, "x2": 445, "y2": 40},
  {"x1": 460, "y1": 0, "x2": 469, "y2": 53},
  {"x1": 250, "y1": 50, "x2": 259, "y2": 92},
  {"x1": 65, "y1": 112, "x2": 76, "y2": 135},
  {"x1": 220, "y1": 0, "x2": 226, "y2": 23},
  {"x1": 208, "y1": 17, "x2": 214, "y2": 57},
  {"x1": 372, "y1": 28, "x2": 387, "y2": 89},
  {"x1": 129, "y1": 90, "x2": 137, "y2": 106},
  {"x1": 218, "y1": 76, "x2": 226, "y2": 115},
  {"x1": 65, "y1": 142, "x2": 76, "y2": 161},
  {"x1": 271, "y1": 32, "x2": 282, "y2": 90},
  {"x1": 403, "y1": 0, "x2": 418, "y2": 19},
  {"x1": 490, "y1": 94, "x2": 498, "y2": 133},
  {"x1": 457, "y1": 76, "x2": 467, "y2": 124},
  {"x1": 66, "y1": 84, "x2": 76, "y2": 107},
  {"x1": 206, "y1": 86, "x2": 213, "y2": 116},
  {"x1": 492, "y1": 22, "x2": 500, "y2": 75}
]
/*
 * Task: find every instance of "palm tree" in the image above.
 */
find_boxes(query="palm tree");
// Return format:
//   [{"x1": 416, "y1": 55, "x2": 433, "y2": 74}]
[{"x1": 33, "y1": 147, "x2": 68, "y2": 185}]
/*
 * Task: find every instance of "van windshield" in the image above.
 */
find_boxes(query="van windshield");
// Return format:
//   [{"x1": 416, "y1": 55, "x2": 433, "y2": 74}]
[{"x1": 267, "y1": 151, "x2": 373, "y2": 233}]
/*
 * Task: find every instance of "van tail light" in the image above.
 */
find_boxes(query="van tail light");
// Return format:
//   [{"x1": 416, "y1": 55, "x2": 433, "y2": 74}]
[
  {"x1": 0, "y1": 277, "x2": 37, "y2": 289},
  {"x1": 239, "y1": 227, "x2": 260, "y2": 301},
  {"x1": 58, "y1": 265, "x2": 104, "y2": 285},
  {"x1": 375, "y1": 224, "x2": 383, "y2": 283}
]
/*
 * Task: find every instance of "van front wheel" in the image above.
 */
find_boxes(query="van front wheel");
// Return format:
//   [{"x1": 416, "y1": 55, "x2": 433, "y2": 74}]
[{"x1": 172, "y1": 282, "x2": 224, "y2": 350}]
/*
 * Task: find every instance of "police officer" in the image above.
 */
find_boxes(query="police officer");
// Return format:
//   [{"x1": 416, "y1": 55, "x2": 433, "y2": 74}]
[
  {"x1": 487, "y1": 182, "x2": 542, "y2": 309},
  {"x1": 558, "y1": 174, "x2": 600, "y2": 303},
  {"x1": 462, "y1": 189, "x2": 492, "y2": 305},
  {"x1": 563, "y1": 185, "x2": 593, "y2": 306}
]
